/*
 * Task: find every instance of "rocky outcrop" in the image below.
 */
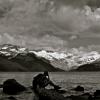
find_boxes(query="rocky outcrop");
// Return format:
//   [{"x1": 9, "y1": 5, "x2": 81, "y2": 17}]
[
  {"x1": 3, "y1": 79, "x2": 26, "y2": 95},
  {"x1": 33, "y1": 87, "x2": 66, "y2": 100},
  {"x1": 94, "y1": 90, "x2": 100, "y2": 99},
  {"x1": 73, "y1": 85, "x2": 84, "y2": 92},
  {"x1": 66, "y1": 93, "x2": 92, "y2": 100}
]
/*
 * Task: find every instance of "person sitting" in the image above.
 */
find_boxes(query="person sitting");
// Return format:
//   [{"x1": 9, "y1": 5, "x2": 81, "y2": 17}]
[{"x1": 32, "y1": 71, "x2": 61, "y2": 91}]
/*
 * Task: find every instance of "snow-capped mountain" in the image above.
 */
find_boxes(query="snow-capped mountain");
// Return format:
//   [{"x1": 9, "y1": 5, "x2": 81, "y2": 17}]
[
  {"x1": 0, "y1": 44, "x2": 28, "y2": 57},
  {"x1": 29, "y1": 50, "x2": 67, "y2": 60},
  {"x1": 0, "y1": 44, "x2": 100, "y2": 71},
  {"x1": 29, "y1": 49, "x2": 100, "y2": 71}
]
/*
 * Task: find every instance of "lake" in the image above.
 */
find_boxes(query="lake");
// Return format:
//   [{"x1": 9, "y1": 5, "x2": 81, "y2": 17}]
[{"x1": 0, "y1": 72, "x2": 100, "y2": 100}]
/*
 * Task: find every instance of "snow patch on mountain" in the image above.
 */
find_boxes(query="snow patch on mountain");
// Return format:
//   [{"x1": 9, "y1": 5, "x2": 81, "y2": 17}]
[
  {"x1": 30, "y1": 50, "x2": 67, "y2": 60},
  {"x1": 0, "y1": 44, "x2": 28, "y2": 57}
]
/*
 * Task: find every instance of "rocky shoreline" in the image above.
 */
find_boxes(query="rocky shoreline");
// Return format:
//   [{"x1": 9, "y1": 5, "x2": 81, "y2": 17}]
[{"x1": 0, "y1": 79, "x2": 100, "y2": 100}]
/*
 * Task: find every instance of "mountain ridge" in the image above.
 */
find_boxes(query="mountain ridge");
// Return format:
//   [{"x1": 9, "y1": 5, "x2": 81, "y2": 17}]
[{"x1": 0, "y1": 44, "x2": 100, "y2": 71}]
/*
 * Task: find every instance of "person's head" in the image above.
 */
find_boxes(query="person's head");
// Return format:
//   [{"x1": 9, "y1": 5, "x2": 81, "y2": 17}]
[{"x1": 44, "y1": 71, "x2": 48, "y2": 76}]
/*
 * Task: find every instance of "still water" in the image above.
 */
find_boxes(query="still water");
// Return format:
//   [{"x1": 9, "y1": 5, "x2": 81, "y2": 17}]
[{"x1": 0, "y1": 72, "x2": 100, "y2": 100}]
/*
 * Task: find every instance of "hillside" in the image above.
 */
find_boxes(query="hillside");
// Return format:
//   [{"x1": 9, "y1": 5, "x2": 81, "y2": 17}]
[
  {"x1": 74, "y1": 60, "x2": 100, "y2": 71},
  {"x1": 10, "y1": 53, "x2": 63, "y2": 71},
  {"x1": 0, "y1": 56, "x2": 28, "y2": 71},
  {"x1": 0, "y1": 52, "x2": 63, "y2": 72}
]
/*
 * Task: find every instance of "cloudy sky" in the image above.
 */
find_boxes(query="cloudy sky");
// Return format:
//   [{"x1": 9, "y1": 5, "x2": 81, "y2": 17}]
[{"x1": 0, "y1": 0, "x2": 100, "y2": 51}]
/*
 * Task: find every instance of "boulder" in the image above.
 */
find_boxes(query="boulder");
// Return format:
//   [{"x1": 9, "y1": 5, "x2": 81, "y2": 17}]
[
  {"x1": 66, "y1": 93, "x2": 93, "y2": 100},
  {"x1": 7, "y1": 96, "x2": 17, "y2": 100},
  {"x1": 94, "y1": 90, "x2": 100, "y2": 100},
  {"x1": 88, "y1": 95, "x2": 93, "y2": 100},
  {"x1": 74, "y1": 85, "x2": 84, "y2": 92},
  {"x1": 94, "y1": 90, "x2": 100, "y2": 96},
  {"x1": 3, "y1": 79, "x2": 26, "y2": 95}
]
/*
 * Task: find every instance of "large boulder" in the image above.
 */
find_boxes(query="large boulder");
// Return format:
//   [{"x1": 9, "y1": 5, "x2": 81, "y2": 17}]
[
  {"x1": 3, "y1": 79, "x2": 26, "y2": 95},
  {"x1": 73, "y1": 85, "x2": 84, "y2": 92},
  {"x1": 94, "y1": 90, "x2": 100, "y2": 99}
]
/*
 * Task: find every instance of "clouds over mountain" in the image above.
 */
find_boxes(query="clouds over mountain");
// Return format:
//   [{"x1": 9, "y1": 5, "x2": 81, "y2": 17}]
[{"x1": 0, "y1": 33, "x2": 66, "y2": 50}]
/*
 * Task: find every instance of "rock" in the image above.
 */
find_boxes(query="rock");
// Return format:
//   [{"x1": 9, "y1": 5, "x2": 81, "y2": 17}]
[
  {"x1": 56, "y1": 89, "x2": 67, "y2": 94},
  {"x1": 94, "y1": 90, "x2": 100, "y2": 96},
  {"x1": 66, "y1": 95, "x2": 85, "y2": 100},
  {"x1": 34, "y1": 87, "x2": 67, "y2": 100},
  {"x1": 3, "y1": 79, "x2": 26, "y2": 95},
  {"x1": 66, "y1": 93, "x2": 92, "y2": 100},
  {"x1": 7, "y1": 96, "x2": 17, "y2": 100},
  {"x1": 82, "y1": 93, "x2": 93, "y2": 100},
  {"x1": 47, "y1": 89, "x2": 66, "y2": 94},
  {"x1": 74, "y1": 85, "x2": 84, "y2": 92},
  {"x1": 94, "y1": 90, "x2": 100, "y2": 99},
  {"x1": 88, "y1": 95, "x2": 93, "y2": 100}
]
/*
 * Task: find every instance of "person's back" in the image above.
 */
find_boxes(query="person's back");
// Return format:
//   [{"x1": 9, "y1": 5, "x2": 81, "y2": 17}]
[{"x1": 33, "y1": 73, "x2": 49, "y2": 90}]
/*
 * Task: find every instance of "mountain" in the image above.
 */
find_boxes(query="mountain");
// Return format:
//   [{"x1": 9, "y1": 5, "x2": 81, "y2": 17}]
[
  {"x1": 31, "y1": 49, "x2": 100, "y2": 71},
  {"x1": 0, "y1": 44, "x2": 100, "y2": 71},
  {"x1": 0, "y1": 44, "x2": 63, "y2": 72},
  {"x1": 0, "y1": 44, "x2": 28, "y2": 56},
  {"x1": 0, "y1": 56, "x2": 28, "y2": 72},
  {"x1": 74, "y1": 60, "x2": 100, "y2": 71},
  {"x1": 10, "y1": 53, "x2": 63, "y2": 71}
]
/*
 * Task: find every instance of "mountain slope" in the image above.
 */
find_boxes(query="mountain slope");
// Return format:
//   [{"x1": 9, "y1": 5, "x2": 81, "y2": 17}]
[
  {"x1": 0, "y1": 56, "x2": 28, "y2": 71},
  {"x1": 10, "y1": 53, "x2": 63, "y2": 71},
  {"x1": 32, "y1": 49, "x2": 100, "y2": 71},
  {"x1": 0, "y1": 44, "x2": 64, "y2": 71},
  {"x1": 0, "y1": 52, "x2": 63, "y2": 72},
  {"x1": 74, "y1": 60, "x2": 100, "y2": 71}
]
